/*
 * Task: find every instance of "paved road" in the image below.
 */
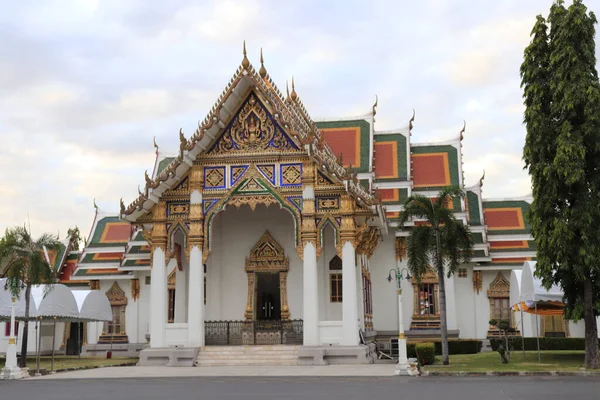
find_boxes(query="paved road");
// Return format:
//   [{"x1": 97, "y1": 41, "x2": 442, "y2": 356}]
[{"x1": 1, "y1": 376, "x2": 599, "y2": 400}]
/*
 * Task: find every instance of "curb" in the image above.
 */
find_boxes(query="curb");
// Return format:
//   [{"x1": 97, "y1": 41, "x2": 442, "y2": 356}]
[
  {"x1": 27, "y1": 362, "x2": 138, "y2": 377},
  {"x1": 423, "y1": 370, "x2": 600, "y2": 377}
]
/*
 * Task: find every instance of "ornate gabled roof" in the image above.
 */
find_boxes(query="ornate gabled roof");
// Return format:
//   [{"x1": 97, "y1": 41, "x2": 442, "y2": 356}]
[{"x1": 120, "y1": 43, "x2": 376, "y2": 220}]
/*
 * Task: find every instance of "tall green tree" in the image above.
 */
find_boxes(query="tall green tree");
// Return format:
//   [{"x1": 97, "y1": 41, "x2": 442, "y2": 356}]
[
  {"x1": 0, "y1": 226, "x2": 60, "y2": 368},
  {"x1": 521, "y1": 0, "x2": 600, "y2": 369},
  {"x1": 398, "y1": 186, "x2": 473, "y2": 365}
]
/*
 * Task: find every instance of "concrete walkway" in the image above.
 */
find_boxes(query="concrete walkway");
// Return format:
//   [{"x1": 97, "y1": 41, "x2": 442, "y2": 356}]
[{"x1": 31, "y1": 364, "x2": 398, "y2": 380}]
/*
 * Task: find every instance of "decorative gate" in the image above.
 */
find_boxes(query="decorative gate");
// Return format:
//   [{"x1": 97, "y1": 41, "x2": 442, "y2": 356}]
[{"x1": 204, "y1": 320, "x2": 303, "y2": 345}]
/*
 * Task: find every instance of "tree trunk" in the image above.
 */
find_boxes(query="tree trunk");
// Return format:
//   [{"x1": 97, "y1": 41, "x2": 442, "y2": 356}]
[
  {"x1": 583, "y1": 278, "x2": 599, "y2": 369},
  {"x1": 435, "y1": 228, "x2": 449, "y2": 365},
  {"x1": 19, "y1": 283, "x2": 31, "y2": 368}
]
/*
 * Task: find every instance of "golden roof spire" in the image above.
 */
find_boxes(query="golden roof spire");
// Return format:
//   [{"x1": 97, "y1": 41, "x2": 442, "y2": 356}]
[
  {"x1": 242, "y1": 40, "x2": 250, "y2": 69},
  {"x1": 290, "y1": 77, "x2": 297, "y2": 101},
  {"x1": 259, "y1": 48, "x2": 267, "y2": 78},
  {"x1": 460, "y1": 120, "x2": 466, "y2": 141},
  {"x1": 285, "y1": 80, "x2": 290, "y2": 101}
]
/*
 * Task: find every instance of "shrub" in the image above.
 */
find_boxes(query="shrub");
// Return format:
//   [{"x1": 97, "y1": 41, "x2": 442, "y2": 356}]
[
  {"x1": 434, "y1": 340, "x2": 482, "y2": 355},
  {"x1": 415, "y1": 342, "x2": 436, "y2": 365},
  {"x1": 489, "y1": 337, "x2": 586, "y2": 352}
]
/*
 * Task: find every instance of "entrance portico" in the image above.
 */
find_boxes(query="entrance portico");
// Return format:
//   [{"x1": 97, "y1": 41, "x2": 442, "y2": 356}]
[{"x1": 122, "y1": 47, "x2": 386, "y2": 366}]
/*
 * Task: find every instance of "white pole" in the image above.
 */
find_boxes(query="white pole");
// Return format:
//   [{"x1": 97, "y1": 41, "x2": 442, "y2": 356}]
[
  {"x1": 394, "y1": 269, "x2": 410, "y2": 376},
  {"x1": 520, "y1": 308, "x2": 525, "y2": 359},
  {"x1": 0, "y1": 298, "x2": 23, "y2": 379},
  {"x1": 535, "y1": 302, "x2": 540, "y2": 362}
]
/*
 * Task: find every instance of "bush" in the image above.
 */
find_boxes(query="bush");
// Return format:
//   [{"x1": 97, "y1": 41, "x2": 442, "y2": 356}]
[
  {"x1": 415, "y1": 342, "x2": 436, "y2": 365},
  {"x1": 435, "y1": 340, "x2": 482, "y2": 355},
  {"x1": 489, "y1": 337, "x2": 586, "y2": 351},
  {"x1": 405, "y1": 340, "x2": 481, "y2": 358}
]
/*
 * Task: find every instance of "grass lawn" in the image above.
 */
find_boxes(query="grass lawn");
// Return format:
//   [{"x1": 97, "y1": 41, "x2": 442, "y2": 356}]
[
  {"x1": 425, "y1": 351, "x2": 586, "y2": 372},
  {"x1": 1, "y1": 356, "x2": 138, "y2": 372}
]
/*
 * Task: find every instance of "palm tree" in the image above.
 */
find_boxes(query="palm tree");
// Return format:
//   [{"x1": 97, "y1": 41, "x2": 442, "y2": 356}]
[
  {"x1": 398, "y1": 186, "x2": 473, "y2": 365},
  {"x1": 0, "y1": 226, "x2": 60, "y2": 368}
]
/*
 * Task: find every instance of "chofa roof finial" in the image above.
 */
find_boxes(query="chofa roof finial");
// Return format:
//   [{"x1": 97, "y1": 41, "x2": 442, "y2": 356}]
[
  {"x1": 372, "y1": 95, "x2": 378, "y2": 117},
  {"x1": 460, "y1": 120, "x2": 466, "y2": 141},
  {"x1": 242, "y1": 40, "x2": 250, "y2": 69},
  {"x1": 290, "y1": 77, "x2": 297, "y2": 101},
  {"x1": 259, "y1": 48, "x2": 267, "y2": 78}
]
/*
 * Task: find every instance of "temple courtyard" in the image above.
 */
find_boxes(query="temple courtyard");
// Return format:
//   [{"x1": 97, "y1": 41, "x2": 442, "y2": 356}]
[{"x1": 0, "y1": 375, "x2": 598, "y2": 400}]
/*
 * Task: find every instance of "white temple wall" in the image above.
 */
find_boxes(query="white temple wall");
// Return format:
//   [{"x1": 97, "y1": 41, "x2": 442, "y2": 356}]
[
  {"x1": 0, "y1": 320, "x2": 64, "y2": 355},
  {"x1": 207, "y1": 204, "x2": 304, "y2": 321},
  {"x1": 370, "y1": 233, "x2": 408, "y2": 332},
  {"x1": 138, "y1": 272, "x2": 151, "y2": 343},
  {"x1": 453, "y1": 265, "x2": 477, "y2": 338}
]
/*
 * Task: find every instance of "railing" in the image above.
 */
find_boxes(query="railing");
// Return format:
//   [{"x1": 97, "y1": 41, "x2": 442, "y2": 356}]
[{"x1": 205, "y1": 320, "x2": 303, "y2": 346}]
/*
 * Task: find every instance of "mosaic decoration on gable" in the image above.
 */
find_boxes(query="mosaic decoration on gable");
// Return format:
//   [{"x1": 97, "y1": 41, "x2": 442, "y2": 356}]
[
  {"x1": 204, "y1": 166, "x2": 226, "y2": 189},
  {"x1": 207, "y1": 93, "x2": 299, "y2": 155},
  {"x1": 257, "y1": 164, "x2": 276, "y2": 185},
  {"x1": 280, "y1": 163, "x2": 302, "y2": 186},
  {"x1": 316, "y1": 196, "x2": 340, "y2": 211},
  {"x1": 230, "y1": 165, "x2": 249, "y2": 186}
]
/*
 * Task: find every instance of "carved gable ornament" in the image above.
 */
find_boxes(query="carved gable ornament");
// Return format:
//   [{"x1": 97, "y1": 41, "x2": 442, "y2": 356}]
[
  {"x1": 487, "y1": 272, "x2": 510, "y2": 298},
  {"x1": 106, "y1": 281, "x2": 128, "y2": 306},
  {"x1": 245, "y1": 230, "x2": 289, "y2": 272},
  {"x1": 207, "y1": 93, "x2": 299, "y2": 156}
]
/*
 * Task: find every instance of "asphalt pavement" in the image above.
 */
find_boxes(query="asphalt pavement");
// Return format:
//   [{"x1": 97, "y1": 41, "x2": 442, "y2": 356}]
[{"x1": 1, "y1": 376, "x2": 599, "y2": 400}]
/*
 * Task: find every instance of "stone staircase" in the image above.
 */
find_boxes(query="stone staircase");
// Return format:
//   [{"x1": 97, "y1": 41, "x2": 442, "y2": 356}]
[{"x1": 196, "y1": 345, "x2": 299, "y2": 366}]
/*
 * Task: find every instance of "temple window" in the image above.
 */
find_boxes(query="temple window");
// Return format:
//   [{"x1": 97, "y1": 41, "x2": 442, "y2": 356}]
[
  {"x1": 410, "y1": 268, "x2": 440, "y2": 329},
  {"x1": 418, "y1": 283, "x2": 437, "y2": 315},
  {"x1": 457, "y1": 268, "x2": 467, "y2": 278},
  {"x1": 101, "y1": 281, "x2": 128, "y2": 343},
  {"x1": 329, "y1": 255, "x2": 342, "y2": 303},
  {"x1": 487, "y1": 272, "x2": 512, "y2": 337}
]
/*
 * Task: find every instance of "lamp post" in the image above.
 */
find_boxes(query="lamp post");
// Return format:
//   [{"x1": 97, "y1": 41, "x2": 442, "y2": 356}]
[
  {"x1": 1, "y1": 297, "x2": 23, "y2": 380},
  {"x1": 388, "y1": 267, "x2": 411, "y2": 376}
]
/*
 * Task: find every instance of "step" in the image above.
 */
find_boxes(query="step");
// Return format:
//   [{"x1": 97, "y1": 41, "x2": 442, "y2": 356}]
[
  {"x1": 196, "y1": 345, "x2": 299, "y2": 366},
  {"x1": 197, "y1": 360, "x2": 298, "y2": 366}
]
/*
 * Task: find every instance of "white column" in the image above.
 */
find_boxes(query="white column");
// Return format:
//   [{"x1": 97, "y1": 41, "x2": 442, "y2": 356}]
[
  {"x1": 303, "y1": 242, "x2": 319, "y2": 345},
  {"x1": 342, "y1": 241, "x2": 359, "y2": 345},
  {"x1": 1, "y1": 298, "x2": 22, "y2": 379},
  {"x1": 150, "y1": 247, "x2": 167, "y2": 348},
  {"x1": 356, "y1": 255, "x2": 365, "y2": 331},
  {"x1": 188, "y1": 245, "x2": 204, "y2": 347}
]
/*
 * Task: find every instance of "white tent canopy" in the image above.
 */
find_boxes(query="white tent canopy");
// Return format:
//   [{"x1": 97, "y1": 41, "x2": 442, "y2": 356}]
[
  {"x1": 510, "y1": 269, "x2": 523, "y2": 309},
  {"x1": 0, "y1": 278, "x2": 39, "y2": 321},
  {"x1": 33, "y1": 284, "x2": 80, "y2": 321},
  {"x1": 72, "y1": 290, "x2": 112, "y2": 322},
  {"x1": 520, "y1": 261, "x2": 564, "y2": 303},
  {"x1": 0, "y1": 280, "x2": 111, "y2": 322}
]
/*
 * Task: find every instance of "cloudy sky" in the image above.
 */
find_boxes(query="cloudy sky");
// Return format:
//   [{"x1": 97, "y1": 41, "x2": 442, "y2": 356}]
[{"x1": 1, "y1": 0, "x2": 599, "y2": 238}]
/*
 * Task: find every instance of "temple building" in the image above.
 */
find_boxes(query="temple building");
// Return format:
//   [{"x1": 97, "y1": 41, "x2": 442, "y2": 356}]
[{"x1": 2, "y1": 46, "x2": 587, "y2": 364}]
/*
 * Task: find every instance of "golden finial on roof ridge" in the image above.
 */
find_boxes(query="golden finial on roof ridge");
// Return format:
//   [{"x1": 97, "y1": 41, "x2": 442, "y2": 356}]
[
  {"x1": 285, "y1": 80, "x2": 290, "y2": 102},
  {"x1": 460, "y1": 120, "x2": 466, "y2": 141},
  {"x1": 153, "y1": 136, "x2": 158, "y2": 154},
  {"x1": 290, "y1": 77, "x2": 297, "y2": 101},
  {"x1": 93, "y1": 198, "x2": 98, "y2": 210},
  {"x1": 259, "y1": 48, "x2": 267, "y2": 78},
  {"x1": 242, "y1": 40, "x2": 250, "y2": 69},
  {"x1": 372, "y1": 95, "x2": 378, "y2": 117},
  {"x1": 479, "y1": 170, "x2": 485, "y2": 188}
]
